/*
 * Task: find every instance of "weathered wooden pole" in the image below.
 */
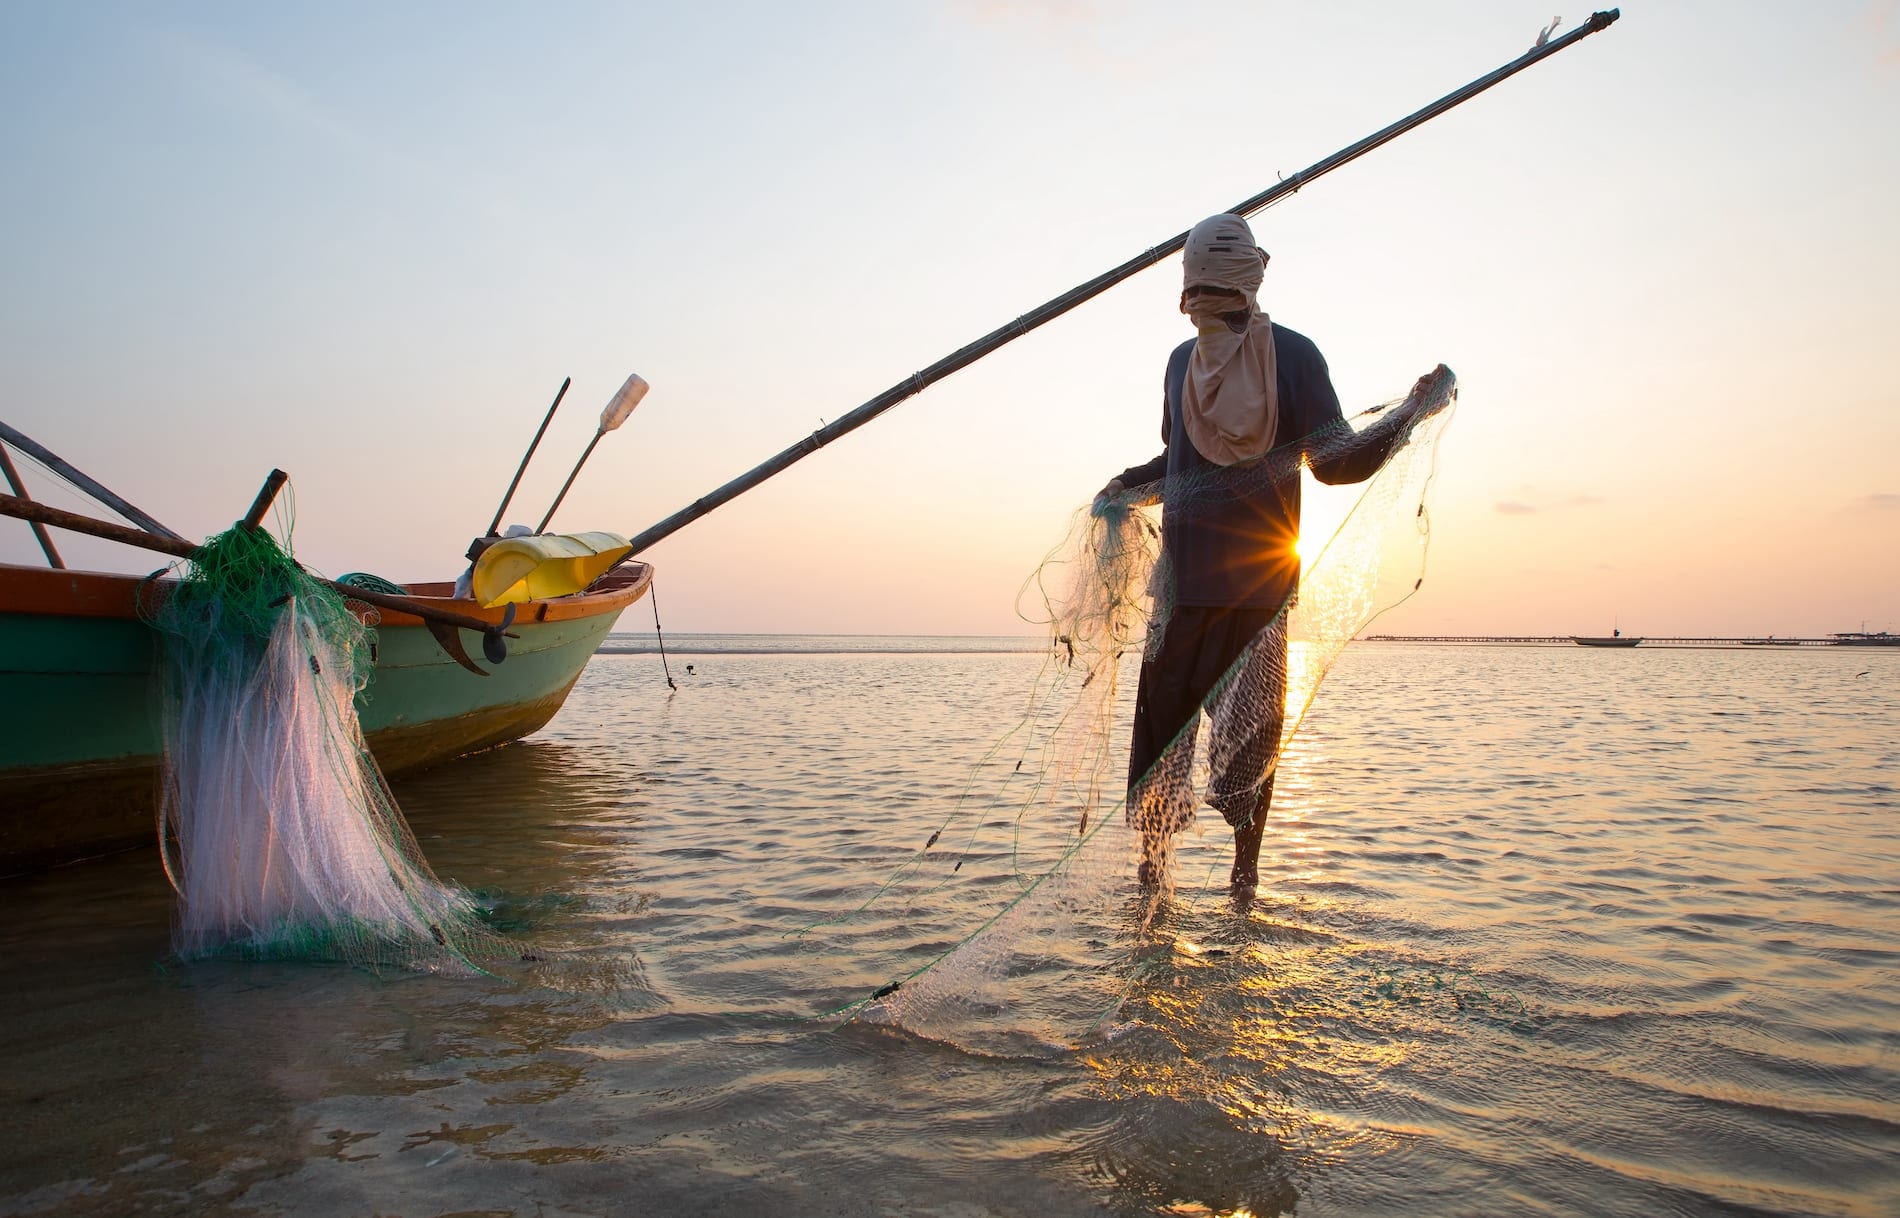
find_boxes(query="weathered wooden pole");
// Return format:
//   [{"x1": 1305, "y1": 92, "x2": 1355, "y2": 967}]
[{"x1": 613, "y1": 11, "x2": 1621, "y2": 562}]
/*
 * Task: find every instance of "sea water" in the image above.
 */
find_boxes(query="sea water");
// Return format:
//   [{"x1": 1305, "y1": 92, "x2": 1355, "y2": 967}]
[{"x1": 1, "y1": 641, "x2": 1895, "y2": 1217}]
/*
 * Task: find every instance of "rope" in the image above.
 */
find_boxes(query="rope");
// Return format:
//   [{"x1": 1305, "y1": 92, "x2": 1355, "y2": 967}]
[{"x1": 649, "y1": 580, "x2": 678, "y2": 690}]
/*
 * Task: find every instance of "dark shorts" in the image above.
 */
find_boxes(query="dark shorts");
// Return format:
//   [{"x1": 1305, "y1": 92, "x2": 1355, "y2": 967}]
[{"x1": 1127, "y1": 605, "x2": 1287, "y2": 832}]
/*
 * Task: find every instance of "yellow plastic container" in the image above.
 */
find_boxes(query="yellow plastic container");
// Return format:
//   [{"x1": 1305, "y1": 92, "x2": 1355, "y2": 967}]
[{"x1": 471, "y1": 531, "x2": 633, "y2": 608}]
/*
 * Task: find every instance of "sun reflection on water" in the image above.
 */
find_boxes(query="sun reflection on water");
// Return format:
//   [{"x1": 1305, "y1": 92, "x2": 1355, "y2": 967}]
[{"x1": 1071, "y1": 877, "x2": 1455, "y2": 1213}]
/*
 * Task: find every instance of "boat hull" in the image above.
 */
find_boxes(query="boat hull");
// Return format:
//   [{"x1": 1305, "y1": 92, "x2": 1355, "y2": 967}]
[
  {"x1": 1572, "y1": 636, "x2": 1642, "y2": 647},
  {"x1": 0, "y1": 561, "x2": 650, "y2": 873}
]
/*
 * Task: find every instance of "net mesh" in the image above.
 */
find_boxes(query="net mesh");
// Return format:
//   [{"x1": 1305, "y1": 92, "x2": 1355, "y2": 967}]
[
  {"x1": 143, "y1": 520, "x2": 504, "y2": 971},
  {"x1": 832, "y1": 368, "x2": 1457, "y2": 1050}
]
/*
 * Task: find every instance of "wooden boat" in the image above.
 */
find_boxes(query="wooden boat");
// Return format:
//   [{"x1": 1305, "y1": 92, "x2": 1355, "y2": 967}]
[
  {"x1": 0, "y1": 560, "x2": 651, "y2": 873},
  {"x1": 1572, "y1": 634, "x2": 1641, "y2": 648}
]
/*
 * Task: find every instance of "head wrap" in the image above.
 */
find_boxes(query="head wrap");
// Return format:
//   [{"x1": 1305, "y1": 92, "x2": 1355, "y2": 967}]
[{"x1": 1179, "y1": 214, "x2": 1278, "y2": 466}]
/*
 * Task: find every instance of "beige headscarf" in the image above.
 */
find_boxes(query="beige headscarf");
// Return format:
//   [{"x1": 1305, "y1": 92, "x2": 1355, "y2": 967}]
[{"x1": 1179, "y1": 214, "x2": 1277, "y2": 466}]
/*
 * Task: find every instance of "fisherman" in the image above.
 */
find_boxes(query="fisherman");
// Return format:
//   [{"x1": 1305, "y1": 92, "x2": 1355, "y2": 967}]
[{"x1": 1097, "y1": 213, "x2": 1446, "y2": 892}]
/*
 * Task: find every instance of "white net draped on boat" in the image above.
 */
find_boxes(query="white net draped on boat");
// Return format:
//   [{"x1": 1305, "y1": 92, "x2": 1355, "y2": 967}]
[
  {"x1": 841, "y1": 369, "x2": 1457, "y2": 1048},
  {"x1": 147, "y1": 524, "x2": 503, "y2": 971}
]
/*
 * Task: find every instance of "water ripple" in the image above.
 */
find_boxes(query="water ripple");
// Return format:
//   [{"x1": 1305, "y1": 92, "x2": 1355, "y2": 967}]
[{"x1": 1, "y1": 646, "x2": 1896, "y2": 1215}]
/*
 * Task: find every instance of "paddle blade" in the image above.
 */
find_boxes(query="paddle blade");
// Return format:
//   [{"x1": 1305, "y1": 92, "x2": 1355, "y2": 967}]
[{"x1": 599, "y1": 373, "x2": 649, "y2": 432}]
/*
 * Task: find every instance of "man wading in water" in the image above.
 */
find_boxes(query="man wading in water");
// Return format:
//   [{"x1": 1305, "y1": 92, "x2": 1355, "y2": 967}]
[{"x1": 1097, "y1": 213, "x2": 1443, "y2": 893}]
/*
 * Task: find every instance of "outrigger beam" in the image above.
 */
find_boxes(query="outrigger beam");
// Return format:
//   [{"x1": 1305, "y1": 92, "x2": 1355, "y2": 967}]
[
  {"x1": 615, "y1": 10, "x2": 1620, "y2": 562},
  {"x1": 0, "y1": 420, "x2": 189, "y2": 543},
  {"x1": 0, "y1": 492, "x2": 520, "y2": 666}
]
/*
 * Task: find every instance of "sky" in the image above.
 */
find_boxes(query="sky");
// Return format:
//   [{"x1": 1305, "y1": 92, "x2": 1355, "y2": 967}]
[{"x1": 1, "y1": 1, "x2": 1895, "y2": 637}]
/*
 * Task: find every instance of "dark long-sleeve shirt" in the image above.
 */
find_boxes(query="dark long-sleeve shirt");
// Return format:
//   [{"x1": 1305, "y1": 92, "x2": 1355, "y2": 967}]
[{"x1": 1114, "y1": 324, "x2": 1407, "y2": 609}]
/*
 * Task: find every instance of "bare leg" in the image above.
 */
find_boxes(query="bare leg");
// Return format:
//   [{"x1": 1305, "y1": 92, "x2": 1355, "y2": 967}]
[
  {"x1": 1205, "y1": 617, "x2": 1284, "y2": 892},
  {"x1": 1137, "y1": 836, "x2": 1164, "y2": 890},
  {"x1": 1228, "y1": 775, "x2": 1273, "y2": 890},
  {"x1": 1127, "y1": 615, "x2": 1206, "y2": 888},
  {"x1": 1132, "y1": 741, "x2": 1195, "y2": 889}
]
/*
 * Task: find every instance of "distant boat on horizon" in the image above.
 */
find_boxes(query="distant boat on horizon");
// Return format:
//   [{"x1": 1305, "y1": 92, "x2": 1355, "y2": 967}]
[{"x1": 1573, "y1": 629, "x2": 1641, "y2": 648}]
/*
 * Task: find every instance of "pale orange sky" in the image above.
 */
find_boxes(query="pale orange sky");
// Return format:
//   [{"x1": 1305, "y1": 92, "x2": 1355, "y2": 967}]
[{"x1": 2, "y1": 2, "x2": 1895, "y2": 637}]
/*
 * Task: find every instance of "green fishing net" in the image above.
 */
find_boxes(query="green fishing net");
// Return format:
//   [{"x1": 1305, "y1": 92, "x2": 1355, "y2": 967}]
[{"x1": 143, "y1": 518, "x2": 503, "y2": 971}]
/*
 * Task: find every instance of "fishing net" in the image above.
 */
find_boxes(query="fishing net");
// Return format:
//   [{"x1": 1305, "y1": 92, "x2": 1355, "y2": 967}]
[
  {"x1": 834, "y1": 367, "x2": 1457, "y2": 1050},
  {"x1": 143, "y1": 520, "x2": 503, "y2": 971}
]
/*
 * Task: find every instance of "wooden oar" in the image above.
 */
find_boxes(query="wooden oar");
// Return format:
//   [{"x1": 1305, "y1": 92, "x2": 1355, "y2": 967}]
[
  {"x1": 0, "y1": 491, "x2": 515, "y2": 648},
  {"x1": 484, "y1": 376, "x2": 570, "y2": 538},
  {"x1": 536, "y1": 373, "x2": 648, "y2": 533}
]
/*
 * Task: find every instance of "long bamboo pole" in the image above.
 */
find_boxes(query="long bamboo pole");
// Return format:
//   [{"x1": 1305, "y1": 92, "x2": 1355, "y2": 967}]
[{"x1": 614, "y1": 10, "x2": 1619, "y2": 562}]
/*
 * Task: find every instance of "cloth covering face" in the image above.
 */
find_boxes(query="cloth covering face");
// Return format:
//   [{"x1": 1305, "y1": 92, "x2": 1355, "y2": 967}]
[{"x1": 1180, "y1": 214, "x2": 1279, "y2": 467}]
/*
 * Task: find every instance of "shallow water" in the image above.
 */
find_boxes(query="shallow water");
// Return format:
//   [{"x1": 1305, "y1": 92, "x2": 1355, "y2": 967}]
[{"x1": 1, "y1": 643, "x2": 1896, "y2": 1217}]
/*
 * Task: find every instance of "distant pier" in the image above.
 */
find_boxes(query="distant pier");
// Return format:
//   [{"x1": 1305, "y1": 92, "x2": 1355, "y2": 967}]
[{"x1": 1362, "y1": 635, "x2": 1876, "y2": 648}]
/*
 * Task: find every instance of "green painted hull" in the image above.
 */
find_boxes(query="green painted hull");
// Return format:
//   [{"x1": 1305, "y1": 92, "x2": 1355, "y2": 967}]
[{"x1": 0, "y1": 564, "x2": 648, "y2": 873}]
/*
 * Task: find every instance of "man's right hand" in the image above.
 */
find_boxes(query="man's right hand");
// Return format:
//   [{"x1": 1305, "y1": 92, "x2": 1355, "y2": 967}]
[
  {"x1": 1092, "y1": 478, "x2": 1125, "y2": 517},
  {"x1": 1406, "y1": 365, "x2": 1452, "y2": 416}
]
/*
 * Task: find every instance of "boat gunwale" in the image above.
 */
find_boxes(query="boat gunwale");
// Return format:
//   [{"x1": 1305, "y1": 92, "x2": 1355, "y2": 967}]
[{"x1": 0, "y1": 560, "x2": 653, "y2": 626}]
